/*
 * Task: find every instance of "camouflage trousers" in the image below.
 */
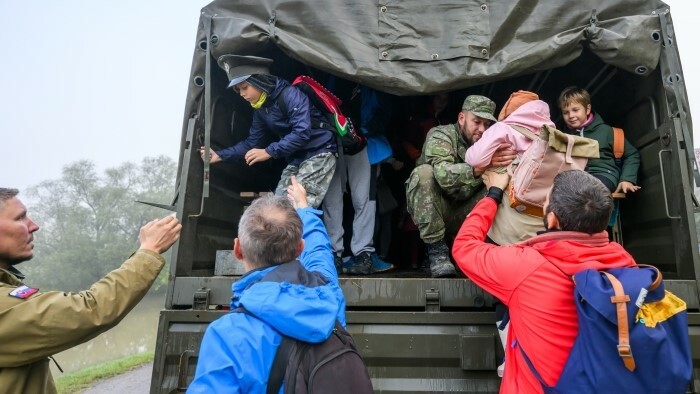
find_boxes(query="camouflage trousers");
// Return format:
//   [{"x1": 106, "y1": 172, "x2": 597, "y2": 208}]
[
  {"x1": 275, "y1": 152, "x2": 337, "y2": 208},
  {"x1": 405, "y1": 164, "x2": 484, "y2": 244}
]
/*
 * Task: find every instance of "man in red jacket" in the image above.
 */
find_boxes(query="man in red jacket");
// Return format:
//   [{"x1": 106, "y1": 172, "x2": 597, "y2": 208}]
[{"x1": 452, "y1": 170, "x2": 637, "y2": 393}]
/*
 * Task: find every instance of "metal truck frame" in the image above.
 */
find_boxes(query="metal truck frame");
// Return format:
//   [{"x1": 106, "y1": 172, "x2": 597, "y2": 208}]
[{"x1": 151, "y1": 1, "x2": 700, "y2": 392}]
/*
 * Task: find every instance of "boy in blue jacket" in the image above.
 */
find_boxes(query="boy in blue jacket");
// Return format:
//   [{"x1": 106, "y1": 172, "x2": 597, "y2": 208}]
[
  {"x1": 200, "y1": 55, "x2": 337, "y2": 208},
  {"x1": 188, "y1": 177, "x2": 346, "y2": 393}
]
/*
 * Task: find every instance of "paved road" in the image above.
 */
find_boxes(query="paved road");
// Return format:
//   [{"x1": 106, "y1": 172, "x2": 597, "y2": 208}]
[{"x1": 81, "y1": 362, "x2": 152, "y2": 394}]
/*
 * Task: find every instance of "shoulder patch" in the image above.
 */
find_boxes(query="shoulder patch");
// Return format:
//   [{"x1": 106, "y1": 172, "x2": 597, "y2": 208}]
[{"x1": 9, "y1": 285, "x2": 39, "y2": 299}]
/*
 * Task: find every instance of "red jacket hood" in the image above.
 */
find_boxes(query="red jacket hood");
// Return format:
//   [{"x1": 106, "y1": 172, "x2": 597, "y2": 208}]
[{"x1": 519, "y1": 231, "x2": 637, "y2": 275}]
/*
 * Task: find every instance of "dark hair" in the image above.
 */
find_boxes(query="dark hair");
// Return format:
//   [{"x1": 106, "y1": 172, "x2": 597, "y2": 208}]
[
  {"x1": 237, "y1": 195, "x2": 302, "y2": 269},
  {"x1": 547, "y1": 171, "x2": 613, "y2": 234},
  {"x1": 557, "y1": 86, "x2": 591, "y2": 109},
  {"x1": 0, "y1": 188, "x2": 19, "y2": 205}
]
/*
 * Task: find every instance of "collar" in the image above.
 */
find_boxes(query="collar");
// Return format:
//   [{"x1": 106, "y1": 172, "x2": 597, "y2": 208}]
[
  {"x1": 231, "y1": 264, "x2": 279, "y2": 306},
  {"x1": 0, "y1": 266, "x2": 25, "y2": 286},
  {"x1": 517, "y1": 230, "x2": 609, "y2": 247}
]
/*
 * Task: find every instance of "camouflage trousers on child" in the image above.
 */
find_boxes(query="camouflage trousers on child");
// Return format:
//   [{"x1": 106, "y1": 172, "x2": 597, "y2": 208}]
[
  {"x1": 275, "y1": 152, "x2": 337, "y2": 208},
  {"x1": 405, "y1": 164, "x2": 485, "y2": 244}
]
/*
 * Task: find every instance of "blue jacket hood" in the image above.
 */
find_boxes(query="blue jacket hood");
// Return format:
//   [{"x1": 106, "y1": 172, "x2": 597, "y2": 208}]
[{"x1": 231, "y1": 261, "x2": 342, "y2": 343}]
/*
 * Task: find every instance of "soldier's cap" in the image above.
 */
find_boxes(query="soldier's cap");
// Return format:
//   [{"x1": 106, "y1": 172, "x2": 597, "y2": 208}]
[
  {"x1": 462, "y1": 95, "x2": 497, "y2": 122},
  {"x1": 217, "y1": 55, "x2": 273, "y2": 89}
]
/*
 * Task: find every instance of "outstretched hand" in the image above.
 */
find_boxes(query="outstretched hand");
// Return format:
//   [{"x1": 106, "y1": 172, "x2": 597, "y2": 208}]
[
  {"x1": 615, "y1": 181, "x2": 641, "y2": 194},
  {"x1": 482, "y1": 169, "x2": 511, "y2": 191},
  {"x1": 287, "y1": 176, "x2": 309, "y2": 209},
  {"x1": 139, "y1": 216, "x2": 182, "y2": 254}
]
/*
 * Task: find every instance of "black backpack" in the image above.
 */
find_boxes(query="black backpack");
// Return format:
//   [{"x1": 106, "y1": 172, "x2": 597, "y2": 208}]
[
  {"x1": 266, "y1": 321, "x2": 373, "y2": 394},
  {"x1": 277, "y1": 75, "x2": 367, "y2": 155}
]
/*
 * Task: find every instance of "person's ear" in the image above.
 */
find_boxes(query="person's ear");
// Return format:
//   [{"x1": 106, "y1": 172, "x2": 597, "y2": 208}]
[
  {"x1": 234, "y1": 238, "x2": 244, "y2": 260},
  {"x1": 585, "y1": 104, "x2": 592, "y2": 116},
  {"x1": 457, "y1": 111, "x2": 466, "y2": 127},
  {"x1": 546, "y1": 212, "x2": 561, "y2": 230},
  {"x1": 296, "y1": 239, "x2": 305, "y2": 257}
]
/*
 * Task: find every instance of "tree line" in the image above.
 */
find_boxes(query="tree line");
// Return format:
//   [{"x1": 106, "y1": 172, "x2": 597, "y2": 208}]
[{"x1": 21, "y1": 155, "x2": 177, "y2": 293}]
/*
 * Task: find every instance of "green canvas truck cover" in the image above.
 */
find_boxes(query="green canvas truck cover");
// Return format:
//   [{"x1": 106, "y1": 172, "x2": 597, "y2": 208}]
[{"x1": 190, "y1": 0, "x2": 667, "y2": 95}]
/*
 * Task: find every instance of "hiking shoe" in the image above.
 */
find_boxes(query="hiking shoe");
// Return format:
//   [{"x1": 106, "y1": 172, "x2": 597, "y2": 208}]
[
  {"x1": 426, "y1": 240, "x2": 456, "y2": 278},
  {"x1": 371, "y1": 254, "x2": 395, "y2": 273},
  {"x1": 347, "y1": 252, "x2": 372, "y2": 275},
  {"x1": 334, "y1": 254, "x2": 343, "y2": 276}
]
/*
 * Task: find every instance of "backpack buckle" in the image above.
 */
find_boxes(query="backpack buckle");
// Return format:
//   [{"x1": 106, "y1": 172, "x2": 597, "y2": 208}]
[{"x1": 617, "y1": 344, "x2": 632, "y2": 357}]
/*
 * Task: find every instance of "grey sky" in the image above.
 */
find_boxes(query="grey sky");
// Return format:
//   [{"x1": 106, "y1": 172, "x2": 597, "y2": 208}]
[
  {"x1": 0, "y1": 1, "x2": 698, "y2": 192},
  {"x1": 0, "y1": 0, "x2": 209, "y2": 192}
]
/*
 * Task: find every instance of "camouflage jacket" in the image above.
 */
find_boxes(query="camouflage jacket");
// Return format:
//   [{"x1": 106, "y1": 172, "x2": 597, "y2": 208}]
[{"x1": 416, "y1": 123, "x2": 483, "y2": 200}]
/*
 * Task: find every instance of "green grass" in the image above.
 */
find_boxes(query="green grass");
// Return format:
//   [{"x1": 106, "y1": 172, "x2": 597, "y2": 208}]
[{"x1": 55, "y1": 352, "x2": 154, "y2": 394}]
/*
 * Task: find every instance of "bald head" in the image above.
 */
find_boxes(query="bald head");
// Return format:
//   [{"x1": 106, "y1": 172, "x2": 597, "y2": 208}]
[{"x1": 237, "y1": 195, "x2": 303, "y2": 269}]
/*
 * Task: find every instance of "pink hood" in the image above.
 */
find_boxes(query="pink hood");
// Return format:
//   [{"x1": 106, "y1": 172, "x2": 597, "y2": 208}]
[{"x1": 465, "y1": 100, "x2": 555, "y2": 168}]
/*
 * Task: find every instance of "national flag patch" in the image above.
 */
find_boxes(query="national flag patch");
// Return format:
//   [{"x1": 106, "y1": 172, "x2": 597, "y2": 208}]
[{"x1": 9, "y1": 285, "x2": 39, "y2": 299}]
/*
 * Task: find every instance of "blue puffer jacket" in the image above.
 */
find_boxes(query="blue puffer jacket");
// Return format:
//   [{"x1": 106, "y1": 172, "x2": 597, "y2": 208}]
[
  {"x1": 187, "y1": 207, "x2": 346, "y2": 393},
  {"x1": 217, "y1": 78, "x2": 337, "y2": 166}
]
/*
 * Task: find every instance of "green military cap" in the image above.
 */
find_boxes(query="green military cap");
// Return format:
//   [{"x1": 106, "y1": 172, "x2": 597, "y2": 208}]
[
  {"x1": 462, "y1": 95, "x2": 497, "y2": 122},
  {"x1": 217, "y1": 55, "x2": 273, "y2": 88}
]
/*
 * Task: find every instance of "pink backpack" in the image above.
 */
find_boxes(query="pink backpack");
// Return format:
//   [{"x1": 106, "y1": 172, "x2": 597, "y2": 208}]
[{"x1": 508, "y1": 125, "x2": 599, "y2": 217}]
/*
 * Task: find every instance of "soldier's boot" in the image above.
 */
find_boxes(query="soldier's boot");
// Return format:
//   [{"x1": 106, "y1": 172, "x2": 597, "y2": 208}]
[
  {"x1": 425, "y1": 240, "x2": 456, "y2": 278},
  {"x1": 347, "y1": 251, "x2": 372, "y2": 275}
]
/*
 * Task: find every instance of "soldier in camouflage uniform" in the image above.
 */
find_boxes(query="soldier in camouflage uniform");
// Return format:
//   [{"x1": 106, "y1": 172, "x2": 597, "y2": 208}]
[{"x1": 406, "y1": 95, "x2": 514, "y2": 277}]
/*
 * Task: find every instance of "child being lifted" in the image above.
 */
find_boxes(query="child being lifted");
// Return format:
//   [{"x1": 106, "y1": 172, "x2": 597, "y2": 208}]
[{"x1": 558, "y1": 86, "x2": 641, "y2": 194}]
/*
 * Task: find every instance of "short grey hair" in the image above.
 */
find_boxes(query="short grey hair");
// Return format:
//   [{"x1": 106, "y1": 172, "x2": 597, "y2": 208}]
[
  {"x1": 546, "y1": 171, "x2": 613, "y2": 234},
  {"x1": 237, "y1": 195, "x2": 302, "y2": 269},
  {"x1": 0, "y1": 188, "x2": 19, "y2": 207}
]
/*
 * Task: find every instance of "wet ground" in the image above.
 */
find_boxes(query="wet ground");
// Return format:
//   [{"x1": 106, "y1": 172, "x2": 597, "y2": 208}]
[{"x1": 82, "y1": 362, "x2": 152, "y2": 394}]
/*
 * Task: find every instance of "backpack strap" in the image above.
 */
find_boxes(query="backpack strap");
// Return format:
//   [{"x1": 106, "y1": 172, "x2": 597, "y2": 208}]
[
  {"x1": 518, "y1": 343, "x2": 550, "y2": 389},
  {"x1": 601, "y1": 271, "x2": 636, "y2": 372},
  {"x1": 232, "y1": 306, "x2": 293, "y2": 394},
  {"x1": 267, "y1": 336, "x2": 295, "y2": 394},
  {"x1": 612, "y1": 127, "x2": 625, "y2": 160},
  {"x1": 510, "y1": 125, "x2": 538, "y2": 141}
]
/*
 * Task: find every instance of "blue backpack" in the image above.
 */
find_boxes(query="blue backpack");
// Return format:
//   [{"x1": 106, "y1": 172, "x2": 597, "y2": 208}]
[{"x1": 521, "y1": 265, "x2": 692, "y2": 393}]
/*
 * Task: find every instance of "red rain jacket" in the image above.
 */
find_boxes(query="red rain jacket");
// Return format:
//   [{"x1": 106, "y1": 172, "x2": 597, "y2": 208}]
[{"x1": 452, "y1": 197, "x2": 637, "y2": 393}]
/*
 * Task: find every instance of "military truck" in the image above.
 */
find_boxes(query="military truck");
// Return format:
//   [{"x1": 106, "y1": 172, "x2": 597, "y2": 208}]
[{"x1": 150, "y1": 0, "x2": 700, "y2": 392}]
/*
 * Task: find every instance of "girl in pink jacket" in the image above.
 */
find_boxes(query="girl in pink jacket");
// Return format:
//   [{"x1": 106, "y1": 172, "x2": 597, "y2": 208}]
[
  {"x1": 465, "y1": 99, "x2": 554, "y2": 169},
  {"x1": 464, "y1": 99, "x2": 555, "y2": 246}
]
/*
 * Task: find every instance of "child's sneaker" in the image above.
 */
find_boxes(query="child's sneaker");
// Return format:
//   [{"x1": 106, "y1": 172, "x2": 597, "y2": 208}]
[
  {"x1": 370, "y1": 254, "x2": 395, "y2": 273},
  {"x1": 343, "y1": 253, "x2": 395, "y2": 274}
]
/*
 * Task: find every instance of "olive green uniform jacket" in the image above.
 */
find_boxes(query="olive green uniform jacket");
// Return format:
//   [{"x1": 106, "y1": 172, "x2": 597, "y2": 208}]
[
  {"x1": 406, "y1": 123, "x2": 484, "y2": 243},
  {"x1": 0, "y1": 250, "x2": 165, "y2": 394}
]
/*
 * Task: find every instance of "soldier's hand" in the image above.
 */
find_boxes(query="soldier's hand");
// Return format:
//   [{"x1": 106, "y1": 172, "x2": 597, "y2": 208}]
[
  {"x1": 139, "y1": 216, "x2": 182, "y2": 254},
  {"x1": 482, "y1": 169, "x2": 511, "y2": 191},
  {"x1": 490, "y1": 143, "x2": 516, "y2": 167},
  {"x1": 287, "y1": 176, "x2": 309, "y2": 209}
]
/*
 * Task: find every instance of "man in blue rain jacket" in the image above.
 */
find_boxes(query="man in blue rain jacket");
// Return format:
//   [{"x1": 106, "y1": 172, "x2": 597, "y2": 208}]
[{"x1": 187, "y1": 176, "x2": 346, "y2": 393}]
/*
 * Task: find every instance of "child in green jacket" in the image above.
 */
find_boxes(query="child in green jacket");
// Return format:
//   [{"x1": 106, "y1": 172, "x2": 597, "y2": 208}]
[{"x1": 558, "y1": 87, "x2": 641, "y2": 193}]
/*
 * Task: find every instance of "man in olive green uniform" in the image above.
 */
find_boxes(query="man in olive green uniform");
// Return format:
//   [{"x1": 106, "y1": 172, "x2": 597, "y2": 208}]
[
  {"x1": 0, "y1": 188, "x2": 181, "y2": 394},
  {"x1": 406, "y1": 95, "x2": 514, "y2": 277}
]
